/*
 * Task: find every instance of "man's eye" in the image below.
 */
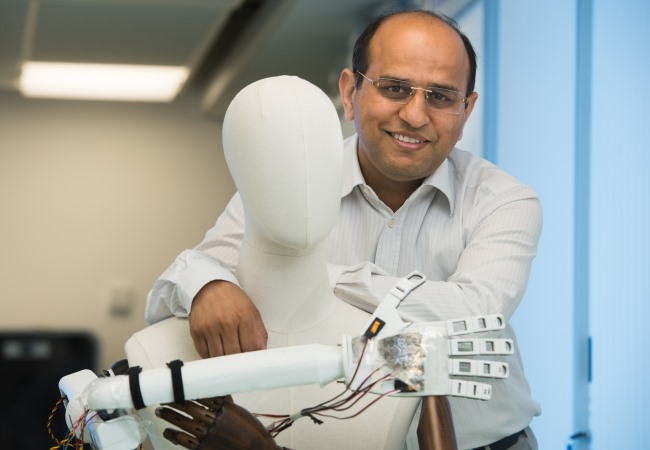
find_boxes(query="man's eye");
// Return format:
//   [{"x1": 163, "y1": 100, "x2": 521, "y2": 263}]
[
  {"x1": 380, "y1": 83, "x2": 409, "y2": 96},
  {"x1": 430, "y1": 91, "x2": 451, "y2": 102},
  {"x1": 388, "y1": 86, "x2": 403, "y2": 93}
]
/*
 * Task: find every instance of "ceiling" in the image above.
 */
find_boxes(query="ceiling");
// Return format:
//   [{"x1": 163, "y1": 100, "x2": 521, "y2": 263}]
[{"x1": 0, "y1": 0, "x2": 472, "y2": 117}]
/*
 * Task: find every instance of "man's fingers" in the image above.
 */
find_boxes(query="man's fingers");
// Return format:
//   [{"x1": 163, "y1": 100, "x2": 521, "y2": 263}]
[
  {"x1": 192, "y1": 335, "x2": 210, "y2": 359},
  {"x1": 257, "y1": 322, "x2": 269, "y2": 351},
  {"x1": 206, "y1": 333, "x2": 226, "y2": 358},
  {"x1": 190, "y1": 313, "x2": 225, "y2": 358},
  {"x1": 239, "y1": 317, "x2": 268, "y2": 352},
  {"x1": 215, "y1": 318, "x2": 243, "y2": 355}
]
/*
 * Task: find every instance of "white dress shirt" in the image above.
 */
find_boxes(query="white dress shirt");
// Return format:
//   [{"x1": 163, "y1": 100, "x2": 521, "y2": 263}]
[{"x1": 145, "y1": 134, "x2": 542, "y2": 449}]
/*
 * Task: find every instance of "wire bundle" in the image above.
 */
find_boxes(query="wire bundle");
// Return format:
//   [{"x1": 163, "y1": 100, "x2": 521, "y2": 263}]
[
  {"x1": 256, "y1": 339, "x2": 399, "y2": 438},
  {"x1": 47, "y1": 396, "x2": 95, "y2": 450},
  {"x1": 48, "y1": 396, "x2": 144, "y2": 450}
]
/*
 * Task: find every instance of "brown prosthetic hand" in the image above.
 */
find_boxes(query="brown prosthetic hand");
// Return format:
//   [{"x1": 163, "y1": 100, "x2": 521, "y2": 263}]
[{"x1": 155, "y1": 396, "x2": 291, "y2": 450}]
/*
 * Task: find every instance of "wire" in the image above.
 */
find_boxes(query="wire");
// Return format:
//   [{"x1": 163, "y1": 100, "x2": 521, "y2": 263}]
[
  {"x1": 48, "y1": 400, "x2": 99, "y2": 450},
  {"x1": 47, "y1": 396, "x2": 84, "y2": 449},
  {"x1": 48, "y1": 395, "x2": 144, "y2": 450},
  {"x1": 256, "y1": 338, "x2": 399, "y2": 437},
  {"x1": 303, "y1": 370, "x2": 393, "y2": 417},
  {"x1": 47, "y1": 396, "x2": 65, "y2": 445},
  {"x1": 309, "y1": 386, "x2": 399, "y2": 420}
]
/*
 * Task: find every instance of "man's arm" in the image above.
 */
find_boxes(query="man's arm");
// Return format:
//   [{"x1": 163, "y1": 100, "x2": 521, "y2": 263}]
[
  {"x1": 144, "y1": 249, "x2": 241, "y2": 324},
  {"x1": 329, "y1": 193, "x2": 542, "y2": 323},
  {"x1": 145, "y1": 194, "x2": 267, "y2": 357}
]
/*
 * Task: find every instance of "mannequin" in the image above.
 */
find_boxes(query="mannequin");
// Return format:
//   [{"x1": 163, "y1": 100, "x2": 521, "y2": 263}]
[{"x1": 125, "y1": 76, "x2": 420, "y2": 449}]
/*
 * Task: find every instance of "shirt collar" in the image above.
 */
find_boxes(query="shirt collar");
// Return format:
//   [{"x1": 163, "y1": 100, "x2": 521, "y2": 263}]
[
  {"x1": 341, "y1": 134, "x2": 365, "y2": 197},
  {"x1": 422, "y1": 154, "x2": 456, "y2": 216},
  {"x1": 341, "y1": 134, "x2": 456, "y2": 215}
]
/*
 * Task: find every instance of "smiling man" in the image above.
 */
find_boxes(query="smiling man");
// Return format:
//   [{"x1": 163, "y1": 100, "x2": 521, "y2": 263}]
[
  {"x1": 145, "y1": 9, "x2": 542, "y2": 450},
  {"x1": 340, "y1": 13, "x2": 478, "y2": 213}
]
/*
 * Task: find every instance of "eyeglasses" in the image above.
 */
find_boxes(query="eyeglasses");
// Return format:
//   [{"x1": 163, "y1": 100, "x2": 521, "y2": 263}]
[{"x1": 356, "y1": 72, "x2": 469, "y2": 115}]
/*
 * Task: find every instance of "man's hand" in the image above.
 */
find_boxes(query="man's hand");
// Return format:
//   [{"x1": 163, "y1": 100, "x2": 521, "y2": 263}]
[{"x1": 189, "y1": 280, "x2": 268, "y2": 358}]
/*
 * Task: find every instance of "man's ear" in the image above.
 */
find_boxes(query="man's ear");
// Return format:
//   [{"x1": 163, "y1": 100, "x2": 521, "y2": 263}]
[
  {"x1": 458, "y1": 91, "x2": 479, "y2": 141},
  {"x1": 338, "y1": 68, "x2": 357, "y2": 121},
  {"x1": 463, "y1": 91, "x2": 479, "y2": 125}
]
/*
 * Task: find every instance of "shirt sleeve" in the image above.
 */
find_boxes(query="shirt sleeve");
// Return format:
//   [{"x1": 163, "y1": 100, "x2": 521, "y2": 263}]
[
  {"x1": 330, "y1": 188, "x2": 543, "y2": 324},
  {"x1": 144, "y1": 194, "x2": 245, "y2": 324}
]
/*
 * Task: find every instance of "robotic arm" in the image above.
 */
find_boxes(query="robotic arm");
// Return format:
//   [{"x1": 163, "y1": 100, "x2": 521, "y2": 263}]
[{"x1": 57, "y1": 272, "x2": 514, "y2": 450}]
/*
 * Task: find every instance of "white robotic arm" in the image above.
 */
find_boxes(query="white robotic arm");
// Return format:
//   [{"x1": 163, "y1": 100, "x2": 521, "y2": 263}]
[{"x1": 57, "y1": 271, "x2": 514, "y2": 449}]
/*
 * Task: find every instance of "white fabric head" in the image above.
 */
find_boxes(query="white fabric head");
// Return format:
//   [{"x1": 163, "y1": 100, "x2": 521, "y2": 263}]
[{"x1": 222, "y1": 76, "x2": 343, "y2": 253}]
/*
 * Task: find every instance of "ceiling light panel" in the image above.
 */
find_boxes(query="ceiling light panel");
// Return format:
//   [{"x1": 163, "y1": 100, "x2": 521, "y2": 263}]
[{"x1": 20, "y1": 62, "x2": 189, "y2": 102}]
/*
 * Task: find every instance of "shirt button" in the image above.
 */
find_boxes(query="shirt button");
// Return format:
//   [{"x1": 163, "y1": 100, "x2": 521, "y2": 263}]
[{"x1": 388, "y1": 219, "x2": 397, "y2": 228}]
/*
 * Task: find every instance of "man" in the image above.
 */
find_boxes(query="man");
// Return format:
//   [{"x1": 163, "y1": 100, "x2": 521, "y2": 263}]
[{"x1": 146, "y1": 8, "x2": 542, "y2": 450}]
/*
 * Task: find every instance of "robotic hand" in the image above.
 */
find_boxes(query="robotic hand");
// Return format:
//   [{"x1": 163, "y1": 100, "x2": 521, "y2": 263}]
[
  {"x1": 155, "y1": 396, "x2": 291, "y2": 450},
  {"x1": 57, "y1": 271, "x2": 514, "y2": 450},
  {"x1": 345, "y1": 271, "x2": 513, "y2": 400}
]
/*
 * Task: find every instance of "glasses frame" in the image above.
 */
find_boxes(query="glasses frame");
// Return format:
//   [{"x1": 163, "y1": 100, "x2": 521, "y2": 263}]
[{"x1": 356, "y1": 71, "x2": 469, "y2": 115}]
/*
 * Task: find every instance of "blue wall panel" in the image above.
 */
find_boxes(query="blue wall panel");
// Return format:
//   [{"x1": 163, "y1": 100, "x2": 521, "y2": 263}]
[
  {"x1": 496, "y1": 2, "x2": 577, "y2": 448},
  {"x1": 590, "y1": 1, "x2": 650, "y2": 448}
]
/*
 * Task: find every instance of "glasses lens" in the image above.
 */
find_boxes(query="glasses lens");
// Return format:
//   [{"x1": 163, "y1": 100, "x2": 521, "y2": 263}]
[
  {"x1": 375, "y1": 79, "x2": 413, "y2": 102},
  {"x1": 426, "y1": 87, "x2": 464, "y2": 112}
]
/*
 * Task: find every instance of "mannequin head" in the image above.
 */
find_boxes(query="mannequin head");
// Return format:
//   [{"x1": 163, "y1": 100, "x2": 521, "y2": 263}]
[{"x1": 222, "y1": 76, "x2": 343, "y2": 254}]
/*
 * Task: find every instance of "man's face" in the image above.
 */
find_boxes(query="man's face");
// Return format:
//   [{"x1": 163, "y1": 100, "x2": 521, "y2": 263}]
[{"x1": 341, "y1": 15, "x2": 478, "y2": 193}]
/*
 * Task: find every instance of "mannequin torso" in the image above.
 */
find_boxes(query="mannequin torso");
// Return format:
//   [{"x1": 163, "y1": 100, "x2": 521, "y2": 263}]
[{"x1": 126, "y1": 76, "x2": 419, "y2": 449}]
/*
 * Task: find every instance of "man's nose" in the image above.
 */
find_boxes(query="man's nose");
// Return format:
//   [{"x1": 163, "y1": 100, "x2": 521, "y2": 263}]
[{"x1": 398, "y1": 90, "x2": 430, "y2": 128}]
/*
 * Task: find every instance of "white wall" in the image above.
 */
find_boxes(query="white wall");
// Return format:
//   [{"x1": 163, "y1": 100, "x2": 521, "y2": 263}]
[{"x1": 0, "y1": 91, "x2": 236, "y2": 370}]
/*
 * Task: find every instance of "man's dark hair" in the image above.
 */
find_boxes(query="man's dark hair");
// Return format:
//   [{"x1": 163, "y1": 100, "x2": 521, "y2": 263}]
[{"x1": 352, "y1": 8, "x2": 477, "y2": 96}]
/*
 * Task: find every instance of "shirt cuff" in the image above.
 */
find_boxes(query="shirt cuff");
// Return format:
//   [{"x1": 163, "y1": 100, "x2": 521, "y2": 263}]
[{"x1": 177, "y1": 258, "x2": 241, "y2": 313}]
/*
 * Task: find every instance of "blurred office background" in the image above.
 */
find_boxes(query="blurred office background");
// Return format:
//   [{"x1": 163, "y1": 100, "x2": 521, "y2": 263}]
[{"x1": 0, "y1": 0, "x2": 648, "y2": 448}]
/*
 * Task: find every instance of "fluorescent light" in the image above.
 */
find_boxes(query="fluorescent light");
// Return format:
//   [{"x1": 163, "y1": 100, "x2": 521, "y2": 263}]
[{"x1": 19, "y1": 62, "x2": 190, "y2": 102}]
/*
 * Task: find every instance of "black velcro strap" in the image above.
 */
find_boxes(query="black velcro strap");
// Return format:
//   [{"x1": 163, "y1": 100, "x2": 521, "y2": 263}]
[
  {"x1": 472, "y1": 429, "x2": 526, "y2": 450},
  {"x1": 128, "y1": 366, "x2": 146, "y2": 410},
  {"x1": 166, "y1": 359, "x2": 185, "y2": 404}
]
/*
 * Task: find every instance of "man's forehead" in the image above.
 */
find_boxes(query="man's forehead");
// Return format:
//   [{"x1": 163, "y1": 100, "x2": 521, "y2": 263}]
[
  {"x1": 378, "y1": 12, "x2": 454, "y2": 36},
  {"x1": 368, "y1": 14, "x2": 470, "y2": 83}
]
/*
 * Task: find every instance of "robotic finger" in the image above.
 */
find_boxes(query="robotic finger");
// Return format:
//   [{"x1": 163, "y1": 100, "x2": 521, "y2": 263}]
[{"x1": 157, "y1": 396, "x2": 288, "y2": 450}]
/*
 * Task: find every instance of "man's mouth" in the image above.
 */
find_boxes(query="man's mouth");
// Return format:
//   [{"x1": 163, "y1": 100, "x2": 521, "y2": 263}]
[{"x1": 390, "y1": 132, "x2": 426, "y2": 144}]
